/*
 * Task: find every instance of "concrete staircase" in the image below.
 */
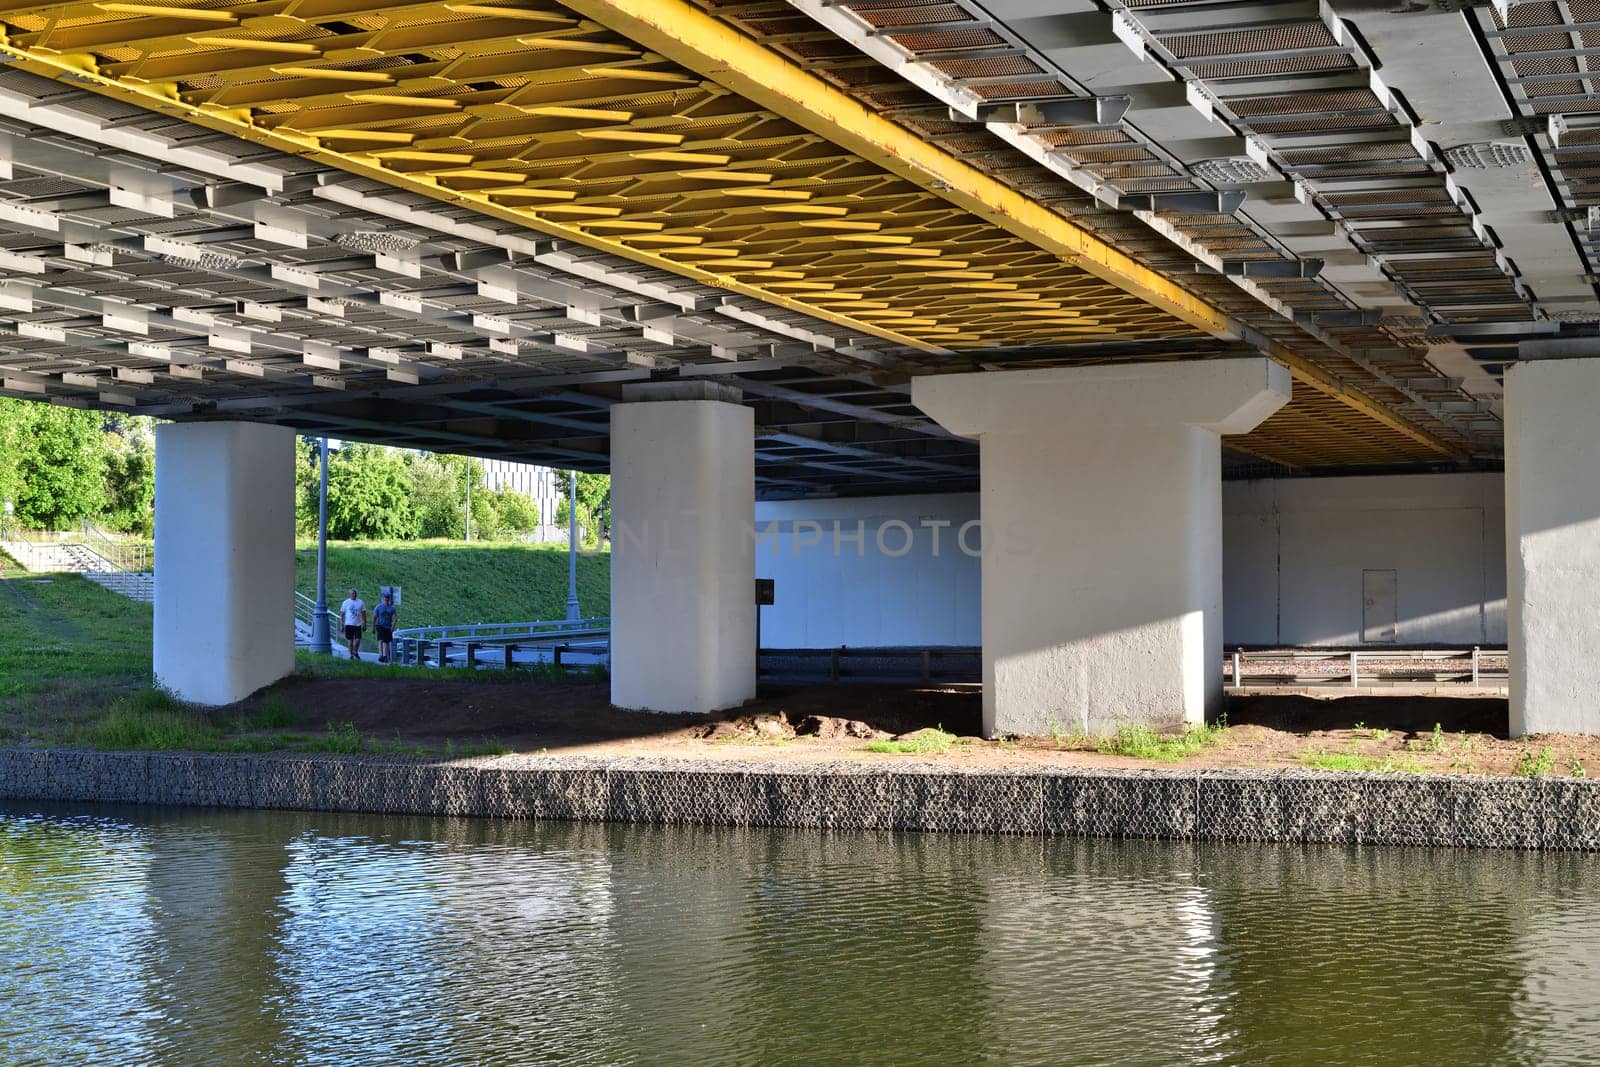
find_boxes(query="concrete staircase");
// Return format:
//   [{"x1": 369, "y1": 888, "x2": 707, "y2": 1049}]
[
  {"x1": 2, "y1": 539, "x2": 154, "y2": 603},
  {"x1": 2, "y1": 541, "x2": 91, "y2": 572},
  {"x1": 83, "y1": 570, "x2": 155, "y2": 603}
]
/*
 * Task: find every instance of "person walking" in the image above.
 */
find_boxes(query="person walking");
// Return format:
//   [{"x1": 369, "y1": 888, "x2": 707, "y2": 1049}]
[
  {"x1": 339, "y1": 588, "x2": 367, "y2": 660},
  {"x1": 373, "y1": 591, "x2": 398, "y2": 665}
]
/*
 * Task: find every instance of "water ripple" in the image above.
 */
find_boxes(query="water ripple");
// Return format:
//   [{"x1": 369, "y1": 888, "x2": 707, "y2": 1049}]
[{"x1": 4, "y1": 804, "x2": 1600, "y2": 1066}]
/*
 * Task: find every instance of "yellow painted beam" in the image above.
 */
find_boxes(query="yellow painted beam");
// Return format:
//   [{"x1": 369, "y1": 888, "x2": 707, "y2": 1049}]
[
  {"x1": 554, "y1": 0, "x2": 1229, "y2": 336},
  {"x1": 551, "y1": 0, "x2": 1464, "y2": 460},
  {"x1": 0, "y1": 0, "x2": 1463, "y2": 459}
]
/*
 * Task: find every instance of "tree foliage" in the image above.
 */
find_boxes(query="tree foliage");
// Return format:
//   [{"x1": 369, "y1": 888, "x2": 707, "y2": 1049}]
[
  {"x1": 488, "y1": 486, "x2": 540, "y2": 535},
  {"x1": 322, "y1": 444, "x2": 418, "y2": 540},
  {"x1": 293, "y1": 441, "x2": 541, "y2": 542},
  {"x1": 0, "y1": 399, "x2": 108, "y2": 530},
  {"x1": 554, "y1": 470, "x2": 611, "y2": 548},
  {"x1": 100, "y1": 417, "x2": 156, "y2": 536},
  {"x1": 408, "y1": 452, "x2": 481, "y2": 539}
]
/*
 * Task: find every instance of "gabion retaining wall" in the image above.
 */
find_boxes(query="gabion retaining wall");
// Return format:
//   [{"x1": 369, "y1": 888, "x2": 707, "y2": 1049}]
[{"x1": 2, "y1": 749, "x2": 1598, "y2": 849}]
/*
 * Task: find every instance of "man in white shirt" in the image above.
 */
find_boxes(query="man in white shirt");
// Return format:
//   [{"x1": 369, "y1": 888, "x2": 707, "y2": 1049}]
[{"x1": 339, "y1": 588, "x2": 367, "y2": 660}]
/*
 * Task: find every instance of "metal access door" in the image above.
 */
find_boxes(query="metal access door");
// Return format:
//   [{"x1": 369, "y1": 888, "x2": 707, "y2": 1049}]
[{"x1": 1362, "y1": 569, "x2": 1398, "y2": 644}]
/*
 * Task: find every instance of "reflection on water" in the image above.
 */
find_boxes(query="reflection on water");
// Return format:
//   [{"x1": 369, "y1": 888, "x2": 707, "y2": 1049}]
[{"x1": 3, "y1": 802, "x2": 1600, "y2": 1066}]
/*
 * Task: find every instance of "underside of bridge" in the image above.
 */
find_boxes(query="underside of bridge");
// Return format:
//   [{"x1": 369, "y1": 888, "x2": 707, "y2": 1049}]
[{"x1": 1, "y1": 0, "x2": 1597, "y2": 732}]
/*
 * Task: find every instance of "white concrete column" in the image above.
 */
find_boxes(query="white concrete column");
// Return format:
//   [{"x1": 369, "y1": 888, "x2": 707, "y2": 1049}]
[
  {"x1": 154, "y1": 422, "x2": 295, "y2": 706},
  {"x1": 610, "y1": 382, "x2": 755, "y2": 713},
  {"x1": 914, "y1": 359, "x2": 1291, "y2": 737},
  {"x1": 1505, "y1": 357, "x2": 1600, "y2": 735}
]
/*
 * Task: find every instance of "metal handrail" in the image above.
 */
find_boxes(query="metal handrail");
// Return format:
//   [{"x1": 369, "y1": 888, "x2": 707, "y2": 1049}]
[
  {"x1": 392, "y1": 616, "x2": 610, "y2": 643},
  {"x1": 78, "y1": 523, "x2": 152, "y2": 574},
  {"x1": 1226, "y1": 646, "x2": 1510, "y2": 688}
]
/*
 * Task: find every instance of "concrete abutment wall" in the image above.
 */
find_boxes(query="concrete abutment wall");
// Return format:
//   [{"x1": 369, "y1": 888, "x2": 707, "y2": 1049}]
[{"x1": 754, "y1": 475, "x2": 1506, "y2": 652}]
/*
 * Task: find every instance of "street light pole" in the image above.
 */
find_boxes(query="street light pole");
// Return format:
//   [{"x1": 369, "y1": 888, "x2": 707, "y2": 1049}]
[
  {"x1": 565, "y1": 469, "x2": 580, "y2": 621},
  {"x1": 465, "y1": 465, "x2": 472, "y2": 542},
  {"x1": 310, "y1": 437, "x2": 332, "y2": 655}
]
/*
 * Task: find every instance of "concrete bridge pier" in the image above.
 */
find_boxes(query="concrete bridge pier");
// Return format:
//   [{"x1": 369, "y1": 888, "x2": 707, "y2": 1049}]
[
  {"x1": 914, "y1": 359, "x2": 1291, "y2": 738},
  {"x1": 153, "y1": 422, "x2": 296, "y2": 706},
  {"x1": 609, "y1": 382, "x2": 756, "y2": 713},
  {"x1": 1505, "y1": 357, "x2": 1600, "y2": 735}
]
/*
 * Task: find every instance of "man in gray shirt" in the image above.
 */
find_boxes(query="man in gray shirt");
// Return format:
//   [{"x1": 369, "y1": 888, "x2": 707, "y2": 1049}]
[{"x1": 373, "y1": 592, "x2": 398, "y2": 664}]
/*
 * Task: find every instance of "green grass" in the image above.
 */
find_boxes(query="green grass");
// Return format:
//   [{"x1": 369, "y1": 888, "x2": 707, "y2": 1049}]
[
  {"x1": 443, "y1": 737, "x2": 512, "y2": 758},
  {"x1": 301, "y1": 721, "x2": 367, "y2": 755},
  {"x1": 1096, "y1": 721, "x2": 1227, "y2": 762},
  {"x1": 295, "y1": 539, "x2": 610, "y2": 627},
  {"x1": 864, "y1": 726, "x2": 958, "y2": 755},
  {"x1": 1300, "y1": 751, "x2": 1422, "y2": 773},
  {"x1": 253, "y1": 695, "x2": 298, "y2": 730},
  {"x1": 0, "y1": 548, "x2": 600, "y2": 751},
  {"x1": 0, "y1": 570, "x2": 154, "y2": 745},
  {"x1": 80, "y1": 712, "x2": 211, "y2": 751}
]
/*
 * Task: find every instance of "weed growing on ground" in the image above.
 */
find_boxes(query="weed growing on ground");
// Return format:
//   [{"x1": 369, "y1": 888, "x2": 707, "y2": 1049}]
[
  {"x1": 442, "y1": 737, "x2": 511, "y2": 758},
  {"x1": 864, "y1": 726, "x2": 956, "y2": 755},
  {"x1": 83, "y1": 695, "x2": 218, "y2": 752},
  {"x1": 1515, "y1": 745, "x2": 1554, "y2": 778},
  {"x1": 1300, "y1": 750, "x2": 1421, "y2": 773},
  {"x1": 301, "y1": 721, "x2": 366, "y2": 755},
  {"x1": 1426, "y1": 723, "x2": 1446, "y2": 753},
  {"x1": 214, "y1": 736, "x2": 288, "y2": 754},
  {"x1": 1096, "y1": 720, "x2": 1226, "y2": 762},
  {"x1": 253, "y1": 696, "x2": 297, "y2": 730},
  {"x1": 1573, "y1": 757, "x2": 1588, "y2": 779}
]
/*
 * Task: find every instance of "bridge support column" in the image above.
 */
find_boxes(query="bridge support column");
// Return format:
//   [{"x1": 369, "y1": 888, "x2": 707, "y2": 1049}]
[
  {"x1": 914, "y1": 359, "x2": 1290, "y2": 737},
  {"x1": 154, "y1": 422, "x2": 295, "y2": 706},
  {"x1": 610, "y1": 383, "x2": 755, "y2": 713},
  {"x1": 1506, "y1": 357, "x2": 1600, "y2": 735}
]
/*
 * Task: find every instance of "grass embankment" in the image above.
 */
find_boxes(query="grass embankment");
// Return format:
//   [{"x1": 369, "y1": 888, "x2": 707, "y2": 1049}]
[
  {"x1": 55, "y1": 537, "x2": 613, "y2": 626},
  {"x1": 0, "y1": 570, "x2": 152, "y2": 747},
  {"x1": 81, "y1": 680, "x2": 514, "y2": 759},
  {"x1": 0, "y1": 542, "x2": 607, "y2": 752},
  {"x1": 299, "y1": 539, "x2": 610, "y2": 626}
]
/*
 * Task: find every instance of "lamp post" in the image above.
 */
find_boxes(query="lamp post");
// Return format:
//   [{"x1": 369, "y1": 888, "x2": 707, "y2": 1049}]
[
  {"x1": 309, "y1": 437, "x2": 333, "y2": 655},
  {"x1": 464, "y1": 464, "x2": 473, "y2": 542},
  {"x1": 565, "y1": 470, "x2": 580, "y2": 621}
]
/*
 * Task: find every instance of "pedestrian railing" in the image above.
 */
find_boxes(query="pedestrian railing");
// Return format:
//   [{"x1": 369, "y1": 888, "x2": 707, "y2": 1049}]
[
  {"x1": 294, "y1": 591, "x2": 320, "y2": 639},
  {"x1": 390, "y1": 616, "x2": 611, "y2": 669},
  {"x1": 1225, "y1": 647, "x2": 1510, "y2": 689},
  {"x1": 1, "y1": 526, "x2": 150, "y2": 575},
  {"x1": 758, "y1": 646, "x2": 982, "y2": 684},
  {"x1": 79, "y1": 523, "x2": 151, "y2": 574},
  {"x1": 392, "y1": 616, "x2": 610, "y2": 644}
]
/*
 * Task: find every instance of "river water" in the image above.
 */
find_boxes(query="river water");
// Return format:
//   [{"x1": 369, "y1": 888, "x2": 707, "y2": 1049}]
[{"x1": 4, "y1": 802, "x2": 1600, "y2": 1066}]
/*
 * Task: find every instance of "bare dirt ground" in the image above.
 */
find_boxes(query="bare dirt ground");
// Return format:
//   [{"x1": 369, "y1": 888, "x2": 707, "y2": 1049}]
[{"x1": 221, "y1": 674, "x2": 1600, "y2": 778}]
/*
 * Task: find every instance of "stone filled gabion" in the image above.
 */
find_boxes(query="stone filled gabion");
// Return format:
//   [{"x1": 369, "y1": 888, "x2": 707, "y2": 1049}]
[{"x1": 1, "y1": 750, "x2": 1596, "y2": 850}]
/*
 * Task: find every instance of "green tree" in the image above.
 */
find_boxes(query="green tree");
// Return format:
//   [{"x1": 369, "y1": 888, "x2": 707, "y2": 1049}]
[
  {"x1": 407, "y1": 451, "x2": 492, "y2": 540},
  {"x1": 294, "y1": 438, "x2": 320, "y2": 536},
  {"x1": 0, "y1": 399, "x2": 107, "y2": 530},
  {"x1": 0, "y1": 401, "x2": 23, "y2": 523},
  {"x1": 101, "y1": 417, "x2": 156, "y2": 536},
  {"x1": 554, "y1": 470, "x2": 610, "y2": 549},
  {"x1": 323, "y1": 443, "x2": 417, "y2": 540},
  {"x1": 489, "y1": 488, "x2": 540, "y2": 537}
]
